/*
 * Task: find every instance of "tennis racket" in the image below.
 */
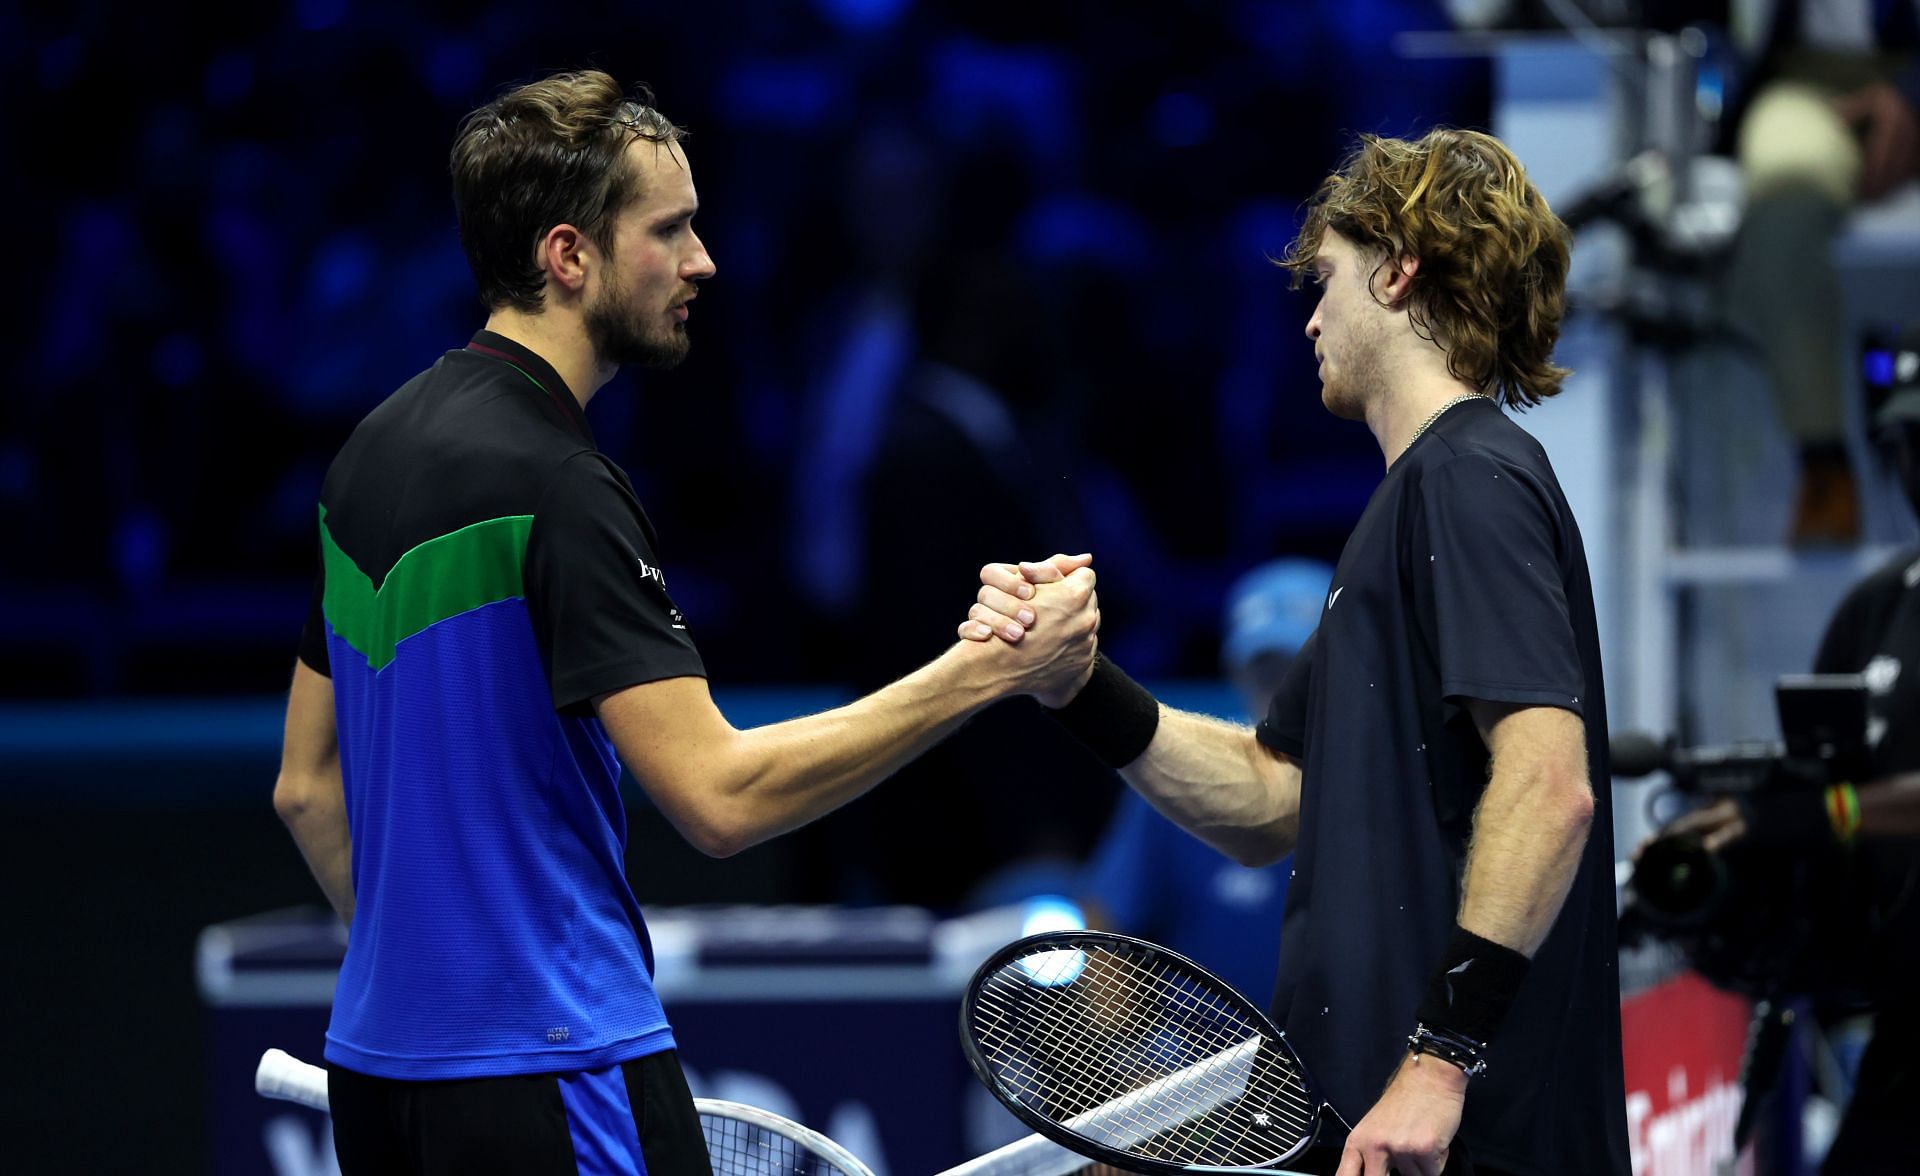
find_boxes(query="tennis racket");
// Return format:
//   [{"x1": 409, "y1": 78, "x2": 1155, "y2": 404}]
[
  {"x1": 960, "y1": 930, "x2": 1347, "y2": 1175},
  {"x1": 255, "y1": 1049, "x2": 877, "y2": 1175}
]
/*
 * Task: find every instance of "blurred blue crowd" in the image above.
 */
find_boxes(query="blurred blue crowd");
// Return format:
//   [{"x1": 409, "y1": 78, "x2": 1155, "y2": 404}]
[{"x1": 2, "y1": 0, "x2": 1489, "y2": 697}]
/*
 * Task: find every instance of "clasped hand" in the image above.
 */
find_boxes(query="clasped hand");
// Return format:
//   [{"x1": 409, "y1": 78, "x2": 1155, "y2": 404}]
[{"x1": 956, "y1": 553, "x2": 1099, "y2": 708}]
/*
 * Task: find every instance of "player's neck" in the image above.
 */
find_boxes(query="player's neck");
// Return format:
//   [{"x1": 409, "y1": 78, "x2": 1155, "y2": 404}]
[
  {"x1": 1370, "y1": 351, "x2": 1483, "y2": 469},
  {"x1": 480, "y1": 307, "x2": 615, "y2": 410}
]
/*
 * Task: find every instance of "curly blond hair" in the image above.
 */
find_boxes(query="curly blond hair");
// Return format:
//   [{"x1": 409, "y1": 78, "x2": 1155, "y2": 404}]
[{"x1": 1280, "y1": 128, "x2": 1571, "y2": 409}]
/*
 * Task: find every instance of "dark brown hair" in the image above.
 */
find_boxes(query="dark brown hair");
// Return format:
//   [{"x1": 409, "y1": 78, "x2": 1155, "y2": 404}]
[
  {"x1": 1280, "y1": 128, "x2": 1572, "y2": 409},
  {"x1": 450, "y1": 70, "x2": 686, "y2": 312}
]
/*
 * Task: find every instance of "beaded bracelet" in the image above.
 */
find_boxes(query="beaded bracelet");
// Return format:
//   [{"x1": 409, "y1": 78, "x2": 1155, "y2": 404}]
[
  {"x1": 1826, "y1": 782, "x2": 1862, "y2": 842},
  {"x1": 1407, "y1": 1023, "x2": 1489, "y2": 1079}
]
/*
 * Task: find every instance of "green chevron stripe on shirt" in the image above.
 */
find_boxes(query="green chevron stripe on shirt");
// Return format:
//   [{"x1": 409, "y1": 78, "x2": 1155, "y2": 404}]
[{"x1": 320, "y1": 508, "x2": 534, "y2": 671}]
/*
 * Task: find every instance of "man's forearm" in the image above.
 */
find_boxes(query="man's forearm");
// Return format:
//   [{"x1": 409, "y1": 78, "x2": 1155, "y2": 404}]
[
  {"x1": 1859, "y1": 771, "x2": 1920, "y2": 837},
  {"x1": 1121, "y1": 708, "x2": 1301, "y2": 868},
  {"x1": 711, "y1": 641, "x2": 1012, "y2": 851},
  {"x1": 277, "y1": 770, "x2": 354, "y2": 924},
  {"x1": 1456, "y1": 755, "x2": 1593, "y2": 957},
  {"x1": 609, "y1": 563, "x2": 1099, "y2": 858}
]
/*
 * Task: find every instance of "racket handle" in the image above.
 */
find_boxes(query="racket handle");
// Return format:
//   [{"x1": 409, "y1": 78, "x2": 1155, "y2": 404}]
[{"x1": 256, "y1": 1048, "x2": 331, "y2": 1113}]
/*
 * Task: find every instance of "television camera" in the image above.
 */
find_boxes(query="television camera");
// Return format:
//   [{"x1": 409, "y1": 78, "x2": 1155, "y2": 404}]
[{"x1": 1617, "y1": 673, "x2": 1875, "y2": 1001}]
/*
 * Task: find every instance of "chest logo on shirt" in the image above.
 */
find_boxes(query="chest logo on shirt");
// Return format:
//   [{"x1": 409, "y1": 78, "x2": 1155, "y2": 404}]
[{"x1": 1327, "y1": 586, "x2": 1345, "y2": 609}]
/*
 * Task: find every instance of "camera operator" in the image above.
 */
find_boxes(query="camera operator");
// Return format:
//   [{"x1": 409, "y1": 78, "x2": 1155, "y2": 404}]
[{"x1": 1659, "y1": 323, "x2": 1920, "y2": 1171}]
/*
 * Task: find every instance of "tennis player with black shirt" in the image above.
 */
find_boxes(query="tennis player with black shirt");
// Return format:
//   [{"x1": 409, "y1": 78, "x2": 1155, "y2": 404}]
[
  {"x1": 272, "y1": 70, "x2": 1099, "y2": 1176},
  {"x1": 968, "y1": 129, "x2": 1628, "y2": 1174}
]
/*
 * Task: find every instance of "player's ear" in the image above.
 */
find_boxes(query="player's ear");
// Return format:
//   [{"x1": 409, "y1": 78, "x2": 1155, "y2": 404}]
[
  {"x1": 538, "y1": 224, "x2": 593, "y2": 296},
  {"x1": 1379, "y1": 253, "x2": 1420, "y2": 307}
]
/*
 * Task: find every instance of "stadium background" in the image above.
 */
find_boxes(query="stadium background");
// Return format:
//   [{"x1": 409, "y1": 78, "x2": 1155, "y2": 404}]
[{"x1": 1, "y1": 1, "x2": 1839, "y2": 1172}]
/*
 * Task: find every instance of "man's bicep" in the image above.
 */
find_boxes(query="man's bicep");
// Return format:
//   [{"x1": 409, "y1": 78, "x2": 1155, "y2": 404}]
[
  {"x1": 1252, "y1": 722, "x2": 1299, "y2": 769},
  {"x1": 1253, "y1": 734, "x2": 1303, "y2": 803},
  {"x1": 594, "y1": 676, "x2": 738, "y2": 799},
  {"x1": 281, "y1": 659, "x2": 338, "y2": 775},
  {"x1": 595, "y1": 677, "x2": 752, "y2": 857},
  {"x1": 1243, "y1": 731, "x2": 1303, "y2": 865},
  {"x1": 1464, "y1": 700, "x2": 1588, "y2": 782}
]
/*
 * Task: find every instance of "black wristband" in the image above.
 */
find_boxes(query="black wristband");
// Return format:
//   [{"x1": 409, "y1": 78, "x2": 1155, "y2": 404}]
[
  {"x1": 1415, "y1": 926, "x2": 1530, "y2": 1049},
  {"x1": 1043, "y1": 654, "x2": 1160, "y2": 769}
]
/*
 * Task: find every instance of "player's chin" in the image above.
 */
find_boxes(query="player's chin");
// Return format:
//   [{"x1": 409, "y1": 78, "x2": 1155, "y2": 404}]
[
  {"x1": 1319, "y1": 382, "x2": 1363, "y2": 421},
  {"x1": 633, "y1": 335, "x2": 692, "y2": 372}
]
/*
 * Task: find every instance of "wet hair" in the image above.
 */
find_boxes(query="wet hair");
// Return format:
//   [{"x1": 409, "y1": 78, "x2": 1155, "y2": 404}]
[
  {"x1": 1280, "y1": 128, "x2": 1572, "y2": 409},
  {"x1": 450, "y1": 70, "x2": 685, "y2": 312}
]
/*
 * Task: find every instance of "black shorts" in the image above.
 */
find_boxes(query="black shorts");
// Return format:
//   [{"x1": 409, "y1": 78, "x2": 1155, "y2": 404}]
[{"x1": 328, "y1": 1049, "x2": 710, "y2": 1176}]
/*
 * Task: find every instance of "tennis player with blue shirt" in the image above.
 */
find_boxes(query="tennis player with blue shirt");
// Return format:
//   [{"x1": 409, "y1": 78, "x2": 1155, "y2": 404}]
[
  {"x1": 968, "y1": 129, "x2": 1629, "y2": 1175},
  {"x1": 271, "y1": 70, "x2": 1099, "y2": 1176}
]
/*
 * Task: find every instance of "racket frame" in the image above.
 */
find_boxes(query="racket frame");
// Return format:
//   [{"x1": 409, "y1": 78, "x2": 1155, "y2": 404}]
[
  {"x1": 694, "y1": 1096, "x2": 878, "y2": 1176},
  {"x1": 957, "y1": 929, "x2": 1342, "y2": 1175}
]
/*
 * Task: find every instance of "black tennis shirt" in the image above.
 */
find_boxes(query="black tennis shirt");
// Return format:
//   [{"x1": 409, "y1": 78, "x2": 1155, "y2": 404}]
[{"x1": 1257, "y1": 397, "x2": 1629, "y2": 1174}]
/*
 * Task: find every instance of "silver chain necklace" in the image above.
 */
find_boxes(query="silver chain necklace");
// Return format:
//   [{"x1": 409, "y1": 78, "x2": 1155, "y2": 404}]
[{"x1": 1405, "y1": 392, "x2": 1483, "y2": 451}]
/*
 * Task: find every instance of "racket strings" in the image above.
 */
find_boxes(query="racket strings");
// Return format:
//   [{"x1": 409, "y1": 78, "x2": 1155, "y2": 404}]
[
  {"x1": 976, "y1": 954, "x2": 1311, "y2": 1130},
  {"x1": 976, "y1": 976, "x2": 1311, "y2": 1158},
  {"x1": 975, "y1": 987, "x2": 1313, "y2": 1147},
  {"x1": 700, "y1": 1111, "x2": 851, "y2": 1176},
  {"x1": 970, "y1": 942, "x2": 1315, "y2": 1167}
]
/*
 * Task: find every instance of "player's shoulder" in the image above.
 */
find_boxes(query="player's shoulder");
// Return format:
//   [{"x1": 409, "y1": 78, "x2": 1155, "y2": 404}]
[
  {"x1": 1410, "y1": 440, "x2": 1544, "y2": 505},
  {"x1": 1837, "y1": 545, "x2": 1920, "y2": 615},
  {"x1": 324, "y1": 354, "x2": 601, "y2": 522},
  {"x1": 539, "y1": 449, "x2": 639, "y2": 507},
  {"x1": 1816, "y1": 546, "x2": 1920, "y2": 671},
  {"x1": 526, "y1": 451, "x2": 660, "y2": 553},
  {"x1": 1430, "y1": 401, "x2": 1551, "y2": 465},
  {"x1": 1416, "y1": 407, "x2": 1562, "y2": 502},
  {"x1": 333, "y1": 350, "x2": 522, "y2": 452}
]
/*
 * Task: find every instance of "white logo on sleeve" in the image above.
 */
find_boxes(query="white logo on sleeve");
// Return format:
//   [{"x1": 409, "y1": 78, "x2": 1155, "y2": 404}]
[
  {"x1": 636, "y1": 558, "x2": 688, "y2": 629},
  {"x1": 1328, "y1": 586, "x2": 1344, "y2": 609}
]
